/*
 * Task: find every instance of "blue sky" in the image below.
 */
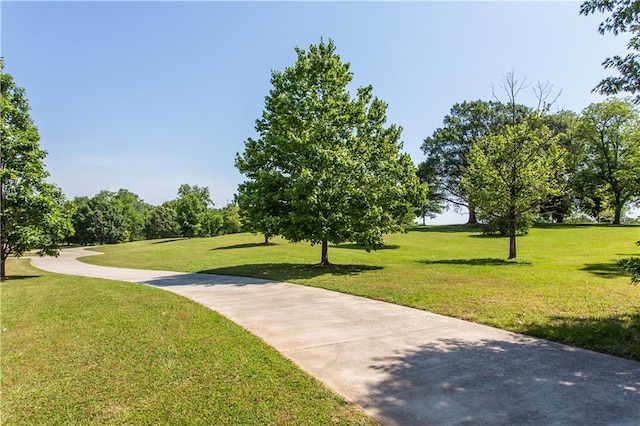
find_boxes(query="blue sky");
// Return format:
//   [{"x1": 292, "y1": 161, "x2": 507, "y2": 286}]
[{"x1": 1, "y1": 1, "x2": 629, "y2": 223}]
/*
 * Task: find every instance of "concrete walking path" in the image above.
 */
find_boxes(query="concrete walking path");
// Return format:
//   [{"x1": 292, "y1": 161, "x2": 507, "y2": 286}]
[{"x1": 31, "y1": 248, "x2": 640, "y2": 425}]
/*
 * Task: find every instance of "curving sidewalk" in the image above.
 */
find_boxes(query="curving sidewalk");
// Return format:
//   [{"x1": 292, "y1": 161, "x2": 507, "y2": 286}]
[{"x1": 32, "y1": 247, "x2": 640, "y2": 425}]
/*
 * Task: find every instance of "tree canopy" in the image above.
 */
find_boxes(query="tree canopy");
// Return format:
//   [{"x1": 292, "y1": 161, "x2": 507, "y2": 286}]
[
  {"x1": 538, "y1": 110, "x2": 583, "y2": 223},
  {"x1": 421, "y1": 100, "x2": 531, "y2": 224},
  {"x1": 463, "y1": 118, "x2": 565, "y2": 258},
  {"x1": 67, "y1": 184, "x2": 239, "y2": 244},
  {"x1": 414, "y1": 160, "x2": 445, "y2": 225},
  {"x1": 114, "y1": 188, "x2": 151, "y2": 241},
  {"x1": 581, "y1": 0, "x2": 640, "y2": 102},
  {"x1": 69, "y1": 191, "x2": 136, "y2": 245},
  {"x1": 575, "y1": 98, "x2": 640, "y2": 224},
  {"x1": 0, "y1": 60, "x2": 73, "y2": 280},
  {"x1": 145, "y1": 203, "x2": 180, "y2": 240},
  {"x1": 461, "y1": 74, "x2": 566, "y2": 259},
  {"x1": 236, "y1": 39, "x2": 421, "y2": 265},
  {"x1": 175, "y1": 184, "x2": 213, "y2": 238}
]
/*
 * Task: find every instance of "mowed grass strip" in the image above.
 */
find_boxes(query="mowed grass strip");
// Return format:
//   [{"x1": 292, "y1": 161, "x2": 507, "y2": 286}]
[
  {"x1": 83, "y1": 224, "x2": 640, "y2": 360},
  {"x1": 0, "y1": 259, "x2": 376, "y2": 426}
]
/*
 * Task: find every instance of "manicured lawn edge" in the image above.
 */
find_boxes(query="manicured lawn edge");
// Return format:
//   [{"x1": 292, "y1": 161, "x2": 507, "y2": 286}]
[{"x1": 1, "y1": 259, "x2": 376, "y2": 425}]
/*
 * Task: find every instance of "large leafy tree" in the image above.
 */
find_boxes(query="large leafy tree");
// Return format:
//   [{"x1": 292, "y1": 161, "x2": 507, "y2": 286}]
[
  {"x1": 197, "y1": 208, "x2": 223, "y2": 238},
  {"x1": 174, "y1": 184, "x2": 213, "y2": 238},
  {"x1": 581, "y1": 0, "x2": 640, "y2": 102},
  {"x1": 538, "y1": 110, "x2": 584, "y2": 223},
  {"x1": 69, "y1": 191, "x2": 136, "y2": 245},
  {"x1": 462, "y1": 74, "x2": 566, "y2": 259},
  {"x1": 1, "y1": 60, "x2": 74, "y2": 280},
  {"x1": 575, "y1": 98, "x2": 640, "y2": 224},
  {"x1": 87, "y1": 191, "x2": 126, "y2": 245},
  {"x1": 421, "y1": 100, "x2": 530, "y2": 224},
  {"x1": 236, "y1": 173, "x2": 284, "y2": 243},
  {"x1": 114, "y1": 188, "x2": 150, "y2": 241},
  {"x1": 463, "y1": 118, "x2": 565, "y2": 259},
  {"x1": 144, "y1": 202, "x2": 180, "y2": 240},
  {"x1": 221, "y1": 203, "x2": 242, "y2": 235},
  {"x1": 236, "y1": 39, "x2": 421, "y2": 265},
  {"x1": 414, "y1": 160, "x2": 445, "y2": 225},
  {"x1": 68, "y1": 196, "x2": 93, "y2": 245},
  {"x1": 68, "y1": 191, "x2": 127, "y2": 245}
]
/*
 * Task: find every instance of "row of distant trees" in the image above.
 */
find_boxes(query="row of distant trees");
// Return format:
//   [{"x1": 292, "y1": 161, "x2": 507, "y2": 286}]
[
  {"x1": 418, "y1": 93, "x2": 640, "y2": 230},
  {"x1": 413, "y1": 0, "x2": 640, "y2": 243},
  {"x1": 66, "y1": 185, "x2": 242, "y2": 246}
]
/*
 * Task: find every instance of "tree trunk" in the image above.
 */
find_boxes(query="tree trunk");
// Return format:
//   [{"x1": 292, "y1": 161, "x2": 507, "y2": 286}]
[
  {"x1": 467, "y1": 208, "x2": 477, "y2": 225},
  {"x1": 613, "y1": 199, "x2": 623, "y2": 225},
  {"x1": 320, "y1": 239, "x2": 330, "y2": 266},
  {"x1": 264, "y1": 234, "x2": 270, "y2": 244},
  {"x1": 508, "y1": 214, "x2": 517, "y2": 260},
  {"x1": 422, "y1": 215, "x2": 426, "y2": 226},
  {"x1": 1, "y1": 181, "x2": 5, "y2": 281},
  {"x1": 552, "y1": 211, "x2": 564, "y2": 223}
]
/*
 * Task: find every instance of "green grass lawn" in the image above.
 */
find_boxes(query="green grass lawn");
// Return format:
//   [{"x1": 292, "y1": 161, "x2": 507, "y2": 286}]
[
  {"x1": 0, "y1": 259, "x2": 375, "y2": 425},
  {"x1": 81, "y1": 224, "x2": 640, "y2": 360}
]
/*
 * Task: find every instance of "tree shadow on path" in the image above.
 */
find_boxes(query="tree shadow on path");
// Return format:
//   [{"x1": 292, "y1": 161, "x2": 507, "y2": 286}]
[
  {"x1": 361, "y1": 335, "x2": 640, "y2": 425},
  {"x1": 199, "y1": 263, "x2": 383, "y2": 283}
]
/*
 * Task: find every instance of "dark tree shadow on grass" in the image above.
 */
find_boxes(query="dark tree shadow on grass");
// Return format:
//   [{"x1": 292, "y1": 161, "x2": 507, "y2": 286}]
[
  {"x1": 525, "y1": 313, "x2": 640, "y2": 361},
  {"x1": 211, "y1": 242, "x2": 277, "y2": 251},
  {"x1": 361, "y1": 335, "x2": 640, "y2": 425},
  {"x1": 534, "y1": 223, "x2": 639, "y2": 230},
  {"x1": 333, "y1": 244, "x2": 400, "y2": 251},
  {"x1": 420, "y1": 258, "x2": 531, "y2": 266},
  {"x1": 150, "y1": 238, "x2": 185, "y2": 244},
  {"x1": 532, "y1": 223, "x2": 604, "y2": 230},
  {"x1": 468, "y1": 233, "x2": 527, "y2": 239},
  {"x1": 5, "y1": 275, "x2": 40, "y2": 280},
  {"x1": 580, "y1": 262, "x2": 626, "y2": 278},
  {"x1": 199, "y1": 263, "x2": 383, "y2": 282}
]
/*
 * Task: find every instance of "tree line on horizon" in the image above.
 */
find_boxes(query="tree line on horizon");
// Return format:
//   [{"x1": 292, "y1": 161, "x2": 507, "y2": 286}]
[
  {"x1": 418, "y1": 93, "x2": 640, "y2": 230},
  {"x1": 66, "y1": 185, "x2": 242, "y2": 246},
  {"x1": 1, "y1": 0, "x2": 639, "y2": 281}
]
